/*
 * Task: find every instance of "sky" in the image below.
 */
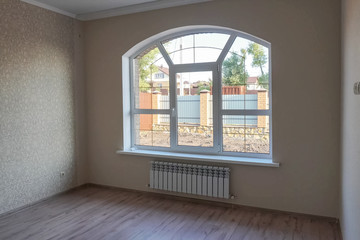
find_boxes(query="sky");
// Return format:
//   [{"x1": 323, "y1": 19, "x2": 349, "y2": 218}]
[{"x1": 149, "y1": 33, "x2": 269, "y2": 83}]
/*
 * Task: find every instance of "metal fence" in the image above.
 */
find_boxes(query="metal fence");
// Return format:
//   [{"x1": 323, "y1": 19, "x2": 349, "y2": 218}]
[
  {"x1": 223, "y1": 95, "x2": 257, "y2": 126},
  {"x1": 222, "y1": 94, "x2": 258, "y2": 110},
  {"x1": 159, "y1": 95, "x2": 200, "y2": 124},
  {"x1": 159, "y1": 94, "x2": 258, "y2": 125}
]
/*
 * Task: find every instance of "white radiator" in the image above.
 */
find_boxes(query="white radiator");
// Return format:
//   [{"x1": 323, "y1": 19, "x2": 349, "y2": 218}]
[{"x1": 150, "y1": 161, "x2": 230, "y2": 199}]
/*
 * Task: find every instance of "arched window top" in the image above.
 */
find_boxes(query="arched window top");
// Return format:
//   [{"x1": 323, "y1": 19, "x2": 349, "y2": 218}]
[
  {"x1": 132, "y1": 27, "x2": 270, "y2": 81},
  {"x1": 128, "y1": 26, "x2": 270, "y2": 59},
  {"x1": 122, "y1": 26, "x2": 274, "y2": 164}
]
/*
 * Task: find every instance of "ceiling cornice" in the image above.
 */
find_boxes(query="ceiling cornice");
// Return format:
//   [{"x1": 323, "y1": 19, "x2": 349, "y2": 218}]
[
  {"x1": 21, "y1": 0, "x2": 212, "y2": 21},
  {"x1": 21, "y1": 0, "x2": 76, "y2": 18},
  {"x1": 77, "y1": 0, "x2": 212, "y2": 21}
]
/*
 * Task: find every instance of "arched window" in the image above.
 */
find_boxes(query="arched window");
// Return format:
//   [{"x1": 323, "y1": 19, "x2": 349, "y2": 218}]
[{"x1": 121, "y1": 26, "x2": 272, "y2": 161}]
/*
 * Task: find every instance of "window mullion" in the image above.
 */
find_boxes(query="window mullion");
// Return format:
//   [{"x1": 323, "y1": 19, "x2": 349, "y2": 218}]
[
  {"x1": 169, "y1": 68, "x2": 177, "y2": 149},
  {"x1": 130, "y1": 58, "x2": 135, "y2": 149},
  {"x1": 216, "y1": 34, "x2": 236, "y2": 154},
  {"x1": 221, "y1": 109, "x2": 270, "y2": 116},
  {"x1": 172, "y1": 63, "x2": 216, "y2": 73},
  {"x1": 212, "y1": 66, "x2": 221, "y2": 152},
  {"x1": 132, "y1": 109, "x2": 170, "y2": 114},
  {"x1": 217, "y1": 34, "x2": 236, "y2": 64},
  {"x1": 156, "y1": 41, "x2": 174, "y2": 67}
]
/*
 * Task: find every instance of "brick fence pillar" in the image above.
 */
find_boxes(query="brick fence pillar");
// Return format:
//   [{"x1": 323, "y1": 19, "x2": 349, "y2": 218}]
[
  {"x1": 152, "y1": 91, "x2": 161, "y2": 125},
  {"x1": 200, "y1": 90, "x2": 210, "y2": 126},
  {"x1": 257, "y1": 90, "x2": 268, "y2": 128}
]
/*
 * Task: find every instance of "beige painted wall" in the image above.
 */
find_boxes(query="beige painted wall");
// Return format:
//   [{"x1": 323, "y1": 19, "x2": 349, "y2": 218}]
[
  {"x1": 85, "y1": 0, "x2": 341, "y2": 217},
  {"x1": 0, "y1": 1, "x2": 87, "y2": 214},
  {"x1": 341, "y1": 0, "x2": 360, "y2": 239}
]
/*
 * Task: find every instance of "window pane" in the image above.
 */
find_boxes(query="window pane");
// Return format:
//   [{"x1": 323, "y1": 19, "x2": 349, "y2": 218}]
[
  {"x1": 134, "y1": 114, "x2": 170, "y2": 147},
  {"x1": 222, "y1": 37, "x2": 269, "y2": 110},
  {"x1": 133, "y1": 45, "x2": 169, "y2": 109},
  {"x1": 177, "y1": 71, "x2": 213, "y2": 147},
  {"x1": 162, "y1": 33, "x2": 230, "y2": 64},
  {"x1": 194, "y1": 33, "x2": 230, "y2": 49},
  {"x1": 222, "y1": 115, "x2": 269, "y2": 154},
  {"x1": 194, "y1": 48, "x2": 223, "y2": 63}
]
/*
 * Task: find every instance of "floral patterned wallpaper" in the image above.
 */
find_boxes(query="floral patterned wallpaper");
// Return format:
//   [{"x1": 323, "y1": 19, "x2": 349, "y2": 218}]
[{"x1": 0, "y1": 0, "x2": 80, "y2": 214}]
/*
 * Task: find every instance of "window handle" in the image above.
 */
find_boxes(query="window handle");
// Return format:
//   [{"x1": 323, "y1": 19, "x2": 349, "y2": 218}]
[{"x1": 171, "y1": 108, "x2": 176, "y2": 117}]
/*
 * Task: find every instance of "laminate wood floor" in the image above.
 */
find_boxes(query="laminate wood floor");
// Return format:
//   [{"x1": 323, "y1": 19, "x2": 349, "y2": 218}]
[{"x1": 0, "y1": 185, "x2": 341, "y2": 240}]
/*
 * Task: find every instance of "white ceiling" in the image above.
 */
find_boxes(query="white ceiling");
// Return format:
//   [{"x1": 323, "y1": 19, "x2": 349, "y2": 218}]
[
  {"x1": 28, "y1": 0, "x2": 159, "y2": 15},
  {"x1": 21, "y1": 0, "x2": 212, "y2": 20}
]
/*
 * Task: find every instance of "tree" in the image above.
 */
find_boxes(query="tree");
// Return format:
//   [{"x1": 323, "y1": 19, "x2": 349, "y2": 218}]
[
  {"x1": 247, "y1": 43, "x2": 267, "y2": 75},
  {"x1": 247, "y1": 43, "x2": 269, "y2": 89},
  {"x1": 222, "y1": 49, "x2": 248, "y2": 86},
  {"x1": 258, "y1": 73, "x2": 269, "y2": 90},
  {"x1": 196, "y1": 79, "x2": 212, "y2": 94},
  {"x1": 138, "y1": 47, "x2": 160, "y2": 91}
]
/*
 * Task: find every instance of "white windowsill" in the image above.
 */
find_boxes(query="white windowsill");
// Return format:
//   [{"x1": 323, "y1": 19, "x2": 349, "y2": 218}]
[{"x1": 116, "y1": 150, "x2": 280, "y2": 168}]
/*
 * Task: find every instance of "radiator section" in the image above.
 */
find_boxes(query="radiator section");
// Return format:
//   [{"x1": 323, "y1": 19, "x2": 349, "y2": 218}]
[{"x1": 150, "y1": 161, "x2": 230, "y2": 199}]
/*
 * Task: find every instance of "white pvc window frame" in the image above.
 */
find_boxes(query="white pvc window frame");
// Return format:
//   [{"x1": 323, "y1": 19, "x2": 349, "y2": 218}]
[{"x1": 122, "y1": 26, "x2": 272, "y2": 160}]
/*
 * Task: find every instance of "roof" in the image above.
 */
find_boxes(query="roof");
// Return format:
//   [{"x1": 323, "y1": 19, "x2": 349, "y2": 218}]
[
  {"x1": 247, "y1": 77, "x2": 258, "y2": 84},
  {"x1": 158, "y1": 66, "x2": 169, "y2": 76},
  {"x1": 246, "y1": 90, "x2": 259, "y2": 94},
  {"x1": 157, "y1": 66, "x2": 181, "y2": 79}
]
